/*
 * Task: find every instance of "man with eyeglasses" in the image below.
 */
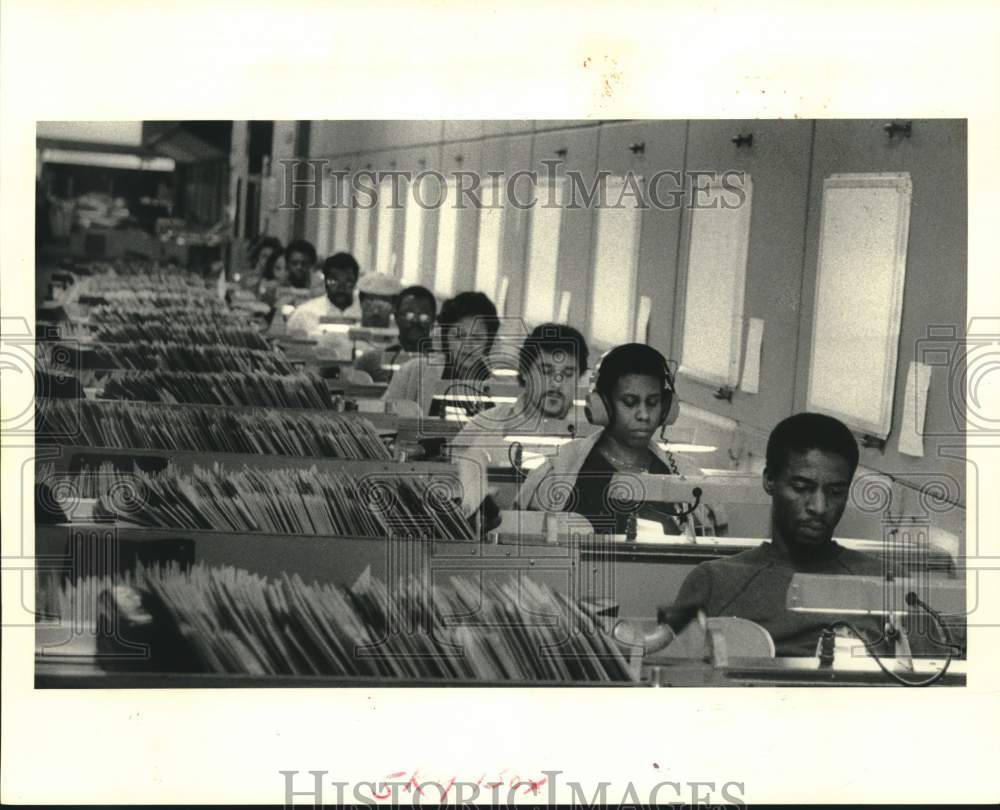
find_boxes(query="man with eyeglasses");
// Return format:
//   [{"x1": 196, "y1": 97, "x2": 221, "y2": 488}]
[
  {"x1": 285, "y1": 252, "x2": 362, "y2": 338},
  {"x1": 383, "y1": 291, "x2": 499, "y2": 416},
  {"x1": 355, "y1": 285, "x2": 437, "y2": 383}
]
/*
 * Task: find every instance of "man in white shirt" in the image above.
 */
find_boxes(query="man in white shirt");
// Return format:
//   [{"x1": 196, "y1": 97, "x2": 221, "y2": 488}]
[
  {"x1": 285, "y1": 252, "x2": 362, "y2": 338},
  {"x1": 452, "y1": 322, "x2": 589, "y2": 516}
]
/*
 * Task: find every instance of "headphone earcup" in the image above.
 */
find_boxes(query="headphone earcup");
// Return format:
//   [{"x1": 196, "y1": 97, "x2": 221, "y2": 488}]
[{"x1": 585, "y1": 391, "x2": 611, "y2": 426}]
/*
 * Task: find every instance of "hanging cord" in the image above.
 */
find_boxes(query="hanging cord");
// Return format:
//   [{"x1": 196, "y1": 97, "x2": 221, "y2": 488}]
[
  {"x1": 436, "y1": 381, "x2": 487, "y2": 420},
  {"x1": 829, "y1": 592, "x2": 959, "y2": 687},
  {"x1": 662, "y1": 446, "x2": 680, "y2": 476},
  {"x1": 904, "y1": 591, "x2": 965, "y2": 656},
  {"x1": 657, "y1": 445, "x2": 694, "y2": 536},
  {"x1": 508, "y1": 440, "x2": 529, "y2": 478}
]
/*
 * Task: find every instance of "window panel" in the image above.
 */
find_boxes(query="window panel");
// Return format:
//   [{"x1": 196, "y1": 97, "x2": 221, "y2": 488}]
[
  {"x1": 401, "y1": 176, "x2": 426, "y2": 285},
  {"x1": 434, "y1": 179, "x2": 459, "y2": 296},
  {"x1": 523, "y1": 179, "x2": 564, "y2": 325},
  {"x1": 474, "y1": 177, "x2": 505, "y2": 300},
  {"x1": 352, "y1": 197, "x2": 372, "y2": 274},
  {"x1": 679, "y1": 174, "x2": 754, "y2": 387},
  {"x1": 374, "y1": 177, "x2": 398, "y2": 276},
  {"x1": 807, "y1": 172, "x2": 912, "y2": 437},
  {"x1": 590, "y1": 175, "x2": 643, "y2": 345}
]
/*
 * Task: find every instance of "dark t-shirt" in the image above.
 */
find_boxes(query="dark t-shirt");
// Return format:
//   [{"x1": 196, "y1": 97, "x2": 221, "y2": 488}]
[
  {"x1": 675, "y1": 542, "x2": 891, "y2": 656},
  {"x1": 570, "y1": 446, "x2": 686, "y2": 535}
]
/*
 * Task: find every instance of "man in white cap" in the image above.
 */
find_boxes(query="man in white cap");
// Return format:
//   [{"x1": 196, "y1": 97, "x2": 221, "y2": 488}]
[
  {"x1": 350, "y1": 272, "x2": 405, "y2": 362},
  {"x1": 356, "y1": 272, "x2": 403, "y2": 327}
]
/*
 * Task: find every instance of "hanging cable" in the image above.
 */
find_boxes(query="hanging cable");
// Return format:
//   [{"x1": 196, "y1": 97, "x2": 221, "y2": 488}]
[{"x1": 828, "y1": 604, "x2": 956, "y2": 687}]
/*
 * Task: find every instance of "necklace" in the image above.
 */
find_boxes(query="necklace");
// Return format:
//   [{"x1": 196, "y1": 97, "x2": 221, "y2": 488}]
[{"x1": 598, "y1": 445, "x2": 653, "y2": 473}]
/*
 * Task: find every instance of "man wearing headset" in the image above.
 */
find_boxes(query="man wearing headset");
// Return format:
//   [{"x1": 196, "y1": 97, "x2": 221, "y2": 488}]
[{"x1": 517, "y1": 342, "x2": 725, "y2": 537}]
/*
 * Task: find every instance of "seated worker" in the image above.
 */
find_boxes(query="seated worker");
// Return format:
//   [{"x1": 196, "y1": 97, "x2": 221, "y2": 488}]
[
  {"x1": 357, "y1": 272, "x2": 403, "y2": 327},
  {"x1": 262, "y1": 241, "x2": 324, "y2": 336},
  {"x1": 350, "y1": 272, "x2": 405, "y2": 360},
  {"x1": 285, "y1": 252, "x2": 362, "y2": 338},
  {"x1": 355, "y1": 285, "x2": 437, "y2": 384},
  {"x1": 517, "y1": 343, "x2": 725, "y2": 537},
  {"x1": 256, "y1": 247, "x2": 289, "y2": 308},
  {"x1": 671, "y1": 412, "x2": 888, "y2": 657},
  {"x1": 236, "y1": 235, "x2": 282, "y2": 295},
  {"x1": 283, "y1": 238, "x2": 322, "y2": 294},
  {"x1": 383, "y1": 291, "x2": 498, "y2": 416},
  {"x1": 453, "y1": 322, "x2": 588, "y2": 516}
]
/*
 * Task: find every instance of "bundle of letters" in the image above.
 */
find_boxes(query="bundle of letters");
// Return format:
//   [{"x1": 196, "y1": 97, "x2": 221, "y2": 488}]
[
  {"x1": 42, "y1": 564, "x2": 635, "y2": 682},
  {"x1": 66, "y1": 256, "x2": 205, "y2": 276},
  {"x1": 82, "y1": 462, "x2": 475, "y2": 540},
  {"x1": 70, "y1": 269, "x2": 213, "y2": 294},
  {"x1": 71, "y1": 342, "x2": 296, "y2": 375},
  {"x1": 87, "y1": 305, "x2": 239, "y2": 328},
  {"x1": 40, "y1": 399, "x2": 391, "y2": 460},
  {"x1": 92, "y1": 322, "x2": 270, "y2": 350},
  {"x1": 82, "y1": 290, "x2": 225, "y2": 309},
  {"x1": 98, "y1": 370, "x2": 334, "y2": 408}
]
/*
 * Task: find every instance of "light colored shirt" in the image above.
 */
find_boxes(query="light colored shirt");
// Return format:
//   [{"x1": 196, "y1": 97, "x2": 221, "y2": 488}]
[
  {"x1": 285, "y1": 294, "x2": 362, "y2": 358},
  {"x1": 451, "y1": 398, "x2": 534, "y2": 516},
  {"x1": 382, "y1": 354, "x2": 447, "y2": 415},
  {"x1": 285, "y1": 294, "x2": 361, "y2": 338},
  {"x1": 355, "y1": 344, "x2": 416, "y2": 384}
]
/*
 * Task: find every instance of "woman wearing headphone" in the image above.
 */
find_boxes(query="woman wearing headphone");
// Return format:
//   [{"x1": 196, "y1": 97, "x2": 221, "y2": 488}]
[{"x1": 517, "y1": 343, "x2": 725, "y2": 537}]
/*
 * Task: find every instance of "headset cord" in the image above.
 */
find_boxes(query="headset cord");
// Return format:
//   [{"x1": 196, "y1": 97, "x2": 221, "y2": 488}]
[
  {"x1": 662, "y1": 448, "x2": 707, "y2": 535},
  {"x1": 662, "y1": 448, "x2": 680, "y2": 476},
  {"x1": 508, "y1": 440, "x2": 529, "y2": 478},
  {"x1": 828, "y1": 611, "x2": 956, "y2": 687},
  {"x1": 437, "y1": 381, "x2": 488, "y2": 419}
]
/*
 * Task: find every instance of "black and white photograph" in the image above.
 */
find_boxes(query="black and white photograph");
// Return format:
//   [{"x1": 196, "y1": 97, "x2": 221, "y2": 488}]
[
  {"x1": 30, "y1": 116, "x2": 970, "y2": 690},
  {"x1": 3, "y1": 2, "x2": 998, "y2": 806}
]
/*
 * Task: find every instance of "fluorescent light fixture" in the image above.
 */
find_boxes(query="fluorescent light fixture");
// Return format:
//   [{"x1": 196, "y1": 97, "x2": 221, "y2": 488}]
[
  {"x1": 490, "y1": 368, "x2": 519, "y2": 377},
  {"x1": 317, "y1": 323, "x2": 352, "y2": 334},
  {"x1": 659, "y1": 442, "x2": 718, "y2": 454},
  {"x1": 432, "y1": 393, "x2": 518, "y2": 404},
  {"x1": 503, "y1": 435, "x2": 571, "y2": 446},
  {"x1": 41, "y1": 148, "x2": 175, "y2": 172}
]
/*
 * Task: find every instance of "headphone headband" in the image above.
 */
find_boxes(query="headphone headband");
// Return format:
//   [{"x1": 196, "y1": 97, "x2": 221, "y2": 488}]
[
  {"x1": 590, "y1": 344, "x2": 675, "y2": 394},
  {"x1": 584, "y1": 343, "x2": 679, "y2": 428}
]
